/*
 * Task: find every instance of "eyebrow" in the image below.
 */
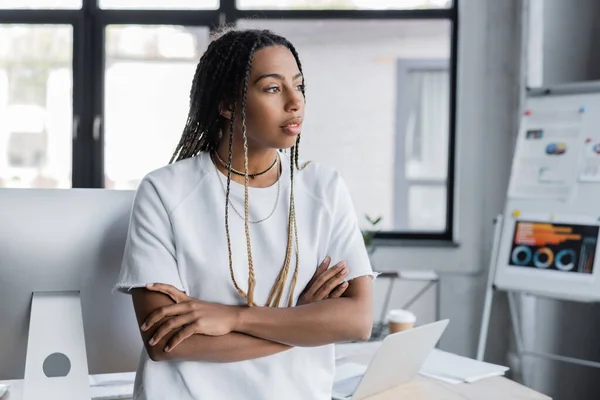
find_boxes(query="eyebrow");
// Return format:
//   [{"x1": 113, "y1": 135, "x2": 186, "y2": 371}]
[{"x1": 255, "y1": 72, "x2": 303, "y2": 84}]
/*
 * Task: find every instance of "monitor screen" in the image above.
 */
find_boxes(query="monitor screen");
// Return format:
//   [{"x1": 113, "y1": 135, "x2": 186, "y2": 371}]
[{"x1": 0, "y1": 188, "x2": 140, "y2": 380}]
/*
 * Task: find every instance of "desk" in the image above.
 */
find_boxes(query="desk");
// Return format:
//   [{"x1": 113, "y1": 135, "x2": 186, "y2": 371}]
[
  {"x1": 367, "y1": 375, "x2": 550, "y2": 400},
  {"x1": 0, "y1": 374, "x2": 551, "y2": 400},
  {"x1": 337, "y1": 341, "x2": 551, "y2": 400}
]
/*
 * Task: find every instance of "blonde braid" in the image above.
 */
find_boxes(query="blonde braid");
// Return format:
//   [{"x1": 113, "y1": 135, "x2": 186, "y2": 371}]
[
  {"x1": 222, "y1": 104, "x2": 255, "y2": 305},
  {"x1": 266, "y1": 154, "x2": 295, "y2": 306},
  {"x1": 286, "y1": 142, "x2": 302, "y2": 307},
  {"x1": 241, "y1": 42, "x2": 258, "y2": 306},
  {"x1": 266, "y1": 138, "x2": 305, "y2": 308}
]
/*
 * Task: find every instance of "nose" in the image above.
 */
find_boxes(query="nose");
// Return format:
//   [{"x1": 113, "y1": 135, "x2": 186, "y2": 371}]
[{"x1": 285, "y1": 87, "x2": 304, "y2": 113}]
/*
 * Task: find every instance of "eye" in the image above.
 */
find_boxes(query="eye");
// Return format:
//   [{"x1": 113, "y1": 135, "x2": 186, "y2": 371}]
[
  {"x1": 265, "y1": 86, "x2": 280, "y2": 93},
  {"x1": 296, "y1": 84, "x2": 306, "y2": 92}
]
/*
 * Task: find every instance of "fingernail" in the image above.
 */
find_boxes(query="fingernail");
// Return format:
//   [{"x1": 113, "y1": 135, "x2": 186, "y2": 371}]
[
  {"x1": 341, "y1": 268, "x2": 349, "y2": 275},
  {"x1": 149, "y1": 337, "x2": 155, "y2": 345},
  {"x1": 342, "y1": 282, "x2": 349, "y2": 287},
  {"x1": 338, "y1": 261, "x2": 346, "y2": 268},
  {"x1": 141, "y1": 323, "x2": 147, "y2": 331},
  {"x1": 147, "y1": 283, "x2": 154, "y2": 287},
  {"x1": 323, "y1": 256, "x2": 330, "y2": 264},
  {"x1": 164, "y1": 346, "x2": 170, "y2": 352}
]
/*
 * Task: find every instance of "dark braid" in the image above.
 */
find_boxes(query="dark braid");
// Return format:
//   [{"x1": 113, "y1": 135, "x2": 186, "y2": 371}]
[{"x1": 172, "y1": 28, "x2": 307, "y2": 307}]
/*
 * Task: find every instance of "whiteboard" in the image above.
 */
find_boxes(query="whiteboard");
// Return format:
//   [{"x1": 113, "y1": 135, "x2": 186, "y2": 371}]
[{"x1": 494, "y1": 83, "x2": 600, "y2": 302}]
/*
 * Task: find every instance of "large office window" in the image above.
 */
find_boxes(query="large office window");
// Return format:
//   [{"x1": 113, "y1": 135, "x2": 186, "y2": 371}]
[{"x1": 0, "y1": 0, "x2": 457, "y2": 240}]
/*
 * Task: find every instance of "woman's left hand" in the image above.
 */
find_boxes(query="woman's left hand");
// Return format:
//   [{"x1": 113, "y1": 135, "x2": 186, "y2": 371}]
[{"x1": 141, "y1": 283, "x2": 241, "y2": 352}]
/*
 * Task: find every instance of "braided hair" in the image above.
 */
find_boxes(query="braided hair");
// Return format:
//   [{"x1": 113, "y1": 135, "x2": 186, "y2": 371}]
[{"x1": 170, "y1": 28, "x2": 307, "y2": 307}]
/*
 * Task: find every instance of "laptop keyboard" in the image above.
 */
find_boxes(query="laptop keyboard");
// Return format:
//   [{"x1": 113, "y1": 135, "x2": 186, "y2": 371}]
[{"x1": 333, "y1": 375, "x2": 363, "y2": 397}]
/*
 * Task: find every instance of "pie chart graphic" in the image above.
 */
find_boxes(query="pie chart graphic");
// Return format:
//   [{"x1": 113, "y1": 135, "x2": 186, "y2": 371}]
[
  {"x1": 533, "y1": 247, "x2": 554, "y2": 269},
  {"x1": 511, "y1": 246, "x2": 532, "y2": 265},
  {"x1": 545, "y1": 142, "x2": 567, "y2": 155},
  {"x1": 555, "y1": 249, "x2": 576, "y2": 271}
]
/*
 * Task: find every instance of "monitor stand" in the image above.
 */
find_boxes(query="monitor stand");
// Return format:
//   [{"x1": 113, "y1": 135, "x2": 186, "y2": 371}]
[{"x1": 23, "y1": 292, "x2": 91, "y2": 400}]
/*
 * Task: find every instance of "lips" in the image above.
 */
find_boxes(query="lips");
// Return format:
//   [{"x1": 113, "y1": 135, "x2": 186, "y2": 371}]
[{"x1": 281, "y1": 117, "x2": 303, "y2": 135}]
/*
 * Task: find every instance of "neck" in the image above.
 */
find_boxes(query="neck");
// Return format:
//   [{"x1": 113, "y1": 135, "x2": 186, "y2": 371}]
[
  {"x1": 215, "y1": 143, "x2": 278, "y2": 174},
  {"x1": 214, "y1": 136, "x2": 280, "y2": 188}
]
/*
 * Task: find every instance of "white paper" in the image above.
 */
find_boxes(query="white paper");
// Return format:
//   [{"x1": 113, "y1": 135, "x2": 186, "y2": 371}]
[
  {"x1": 398, "y1": 270, "x2": 439, "y2": 281},
  {"x1": 419, "y1": 371, "x2": 463, "y2": 385},
  {"x1": 509, "y1": 108, "x2": 584, "y2": 200},
  {"x1": 420, "y1": 349, "x2": 508, "y2": 384},
  {"x1": 88, "y1": 372, "x2": 135, "y2": 386},
  {"x1": 88, "y1": 372, "x2": 135, "y2": 400},
  {"x1": 579, "y1": 139, "x2": 600, "y2": 182}
]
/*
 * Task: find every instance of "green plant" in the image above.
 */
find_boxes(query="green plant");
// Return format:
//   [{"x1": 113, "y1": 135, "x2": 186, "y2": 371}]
[{"x1": 362, "y1": 215, "x2": 383, "y2": 256}]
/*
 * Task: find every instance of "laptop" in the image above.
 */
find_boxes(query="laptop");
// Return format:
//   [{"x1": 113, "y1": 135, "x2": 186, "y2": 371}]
[{"x1": 332, "y1": 319, "x2": 449, "y2": 400}]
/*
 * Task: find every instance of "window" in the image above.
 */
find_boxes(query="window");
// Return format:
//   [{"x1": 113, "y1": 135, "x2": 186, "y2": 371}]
[
  {"x1": 104, "y1": 25, "x2": 210, "y2": 189},
  {"x1": 237, "y1": 0, "x2": 451, "y2": 10},
  {"x1": 0, "y1": 0, "x2": 81, "y2": 9},
  {"x1": 0, "y1": 25, "x2": 73, "y2": 189},
  {"x1": 0, "y1": 0, "x2": 457, "y2": 240},
  {"x1": 397, "y1": 60, "x2": 449, "y2": 231},
  {"x1": 99, "y1": 0, "x2": 218, "y2": 10}
]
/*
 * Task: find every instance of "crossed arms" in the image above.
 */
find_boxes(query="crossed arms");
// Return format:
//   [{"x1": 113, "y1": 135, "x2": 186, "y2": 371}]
[{"x1": 131, "y1": 269, "x2": 373, "y2": 363}]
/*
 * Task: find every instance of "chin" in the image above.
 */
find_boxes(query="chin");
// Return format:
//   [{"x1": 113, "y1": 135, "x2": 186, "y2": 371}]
[
  {"x1": 277, "y1": 135, "x2": 301, "y2": 149},
  {"x1": 258, "y1": 133, "x2": 300, "y2": 150}
]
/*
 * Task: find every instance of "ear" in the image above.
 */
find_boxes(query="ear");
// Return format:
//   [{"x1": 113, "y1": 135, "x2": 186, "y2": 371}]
[{"x1": 219, "y1": 103, "x2": 234, "y2": 120}]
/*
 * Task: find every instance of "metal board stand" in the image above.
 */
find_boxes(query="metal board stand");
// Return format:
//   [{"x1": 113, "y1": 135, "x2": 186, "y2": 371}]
[{"x1": 476, "y1": 215, "x2": 600, "y2": 387}]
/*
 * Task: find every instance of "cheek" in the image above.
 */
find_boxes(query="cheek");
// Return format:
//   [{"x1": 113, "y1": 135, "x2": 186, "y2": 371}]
[{"x1": 245, "y1": 98, "x2": 279, "y2": 135}]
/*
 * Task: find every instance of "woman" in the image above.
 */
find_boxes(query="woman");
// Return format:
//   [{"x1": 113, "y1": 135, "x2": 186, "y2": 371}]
[{"x1": 115, "y1": 28, "x2": 375, "y2": 400}]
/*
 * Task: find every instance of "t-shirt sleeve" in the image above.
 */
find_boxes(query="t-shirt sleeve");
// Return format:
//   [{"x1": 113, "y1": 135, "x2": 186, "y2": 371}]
[
  {"x1": 113, "y1": 177, "x2": 186, "y2": 295},
  {"x1": 327, "y1": 173, "x2": 377, "y2": 282}
]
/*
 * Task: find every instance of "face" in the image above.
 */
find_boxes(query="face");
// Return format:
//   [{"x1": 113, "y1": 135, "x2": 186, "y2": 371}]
[{"x1": 226, "y1": 45, "x2": 305, "y2": 150}]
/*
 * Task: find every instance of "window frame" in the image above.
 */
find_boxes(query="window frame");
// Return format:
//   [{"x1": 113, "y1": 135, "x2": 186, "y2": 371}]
[{"x1": 0, "y1": 0, "x2": 458, "y2": 242}]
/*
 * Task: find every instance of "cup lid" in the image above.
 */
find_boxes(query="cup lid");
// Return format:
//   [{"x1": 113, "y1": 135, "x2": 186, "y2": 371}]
[{"x1": 386, "y1": 309, "x2": 416, "y2": 323}]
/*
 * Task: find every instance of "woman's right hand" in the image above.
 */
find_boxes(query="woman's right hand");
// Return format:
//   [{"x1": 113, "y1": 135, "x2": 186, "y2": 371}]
[{"x1": 297, "y1": 257, "x2": 349, "y2": 306}]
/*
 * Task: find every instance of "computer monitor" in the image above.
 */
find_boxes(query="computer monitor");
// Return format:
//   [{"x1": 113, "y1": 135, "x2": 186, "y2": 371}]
[{"x1": 0, "y1": 188, "x2": 141, "y2": 397}]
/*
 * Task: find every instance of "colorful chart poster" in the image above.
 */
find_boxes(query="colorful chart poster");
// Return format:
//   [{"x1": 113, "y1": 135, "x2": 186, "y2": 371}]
[{"x1": 508, "y1": 221, "x2": 598, "y2": 274}]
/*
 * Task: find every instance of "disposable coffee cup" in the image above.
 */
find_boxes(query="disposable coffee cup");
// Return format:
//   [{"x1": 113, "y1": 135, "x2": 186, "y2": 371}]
[{"x1": 386, "y1": 309, "x2": 416, "y2": 334}]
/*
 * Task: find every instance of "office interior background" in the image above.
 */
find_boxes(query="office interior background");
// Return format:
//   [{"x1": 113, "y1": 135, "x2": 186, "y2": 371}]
[{"x1": 1, "y1": 0, "x2": 599, "y2": 399}]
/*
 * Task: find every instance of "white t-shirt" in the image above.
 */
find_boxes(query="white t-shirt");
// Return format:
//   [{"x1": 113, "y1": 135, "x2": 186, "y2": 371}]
[{"x1": 114, "y1": 150, "x2": 374, "y2": 400}]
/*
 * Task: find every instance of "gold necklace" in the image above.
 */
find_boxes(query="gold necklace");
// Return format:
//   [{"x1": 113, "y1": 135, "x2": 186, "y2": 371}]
[{"x1": 213, "y1": 151, "x2": 278, "y2": 179}]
